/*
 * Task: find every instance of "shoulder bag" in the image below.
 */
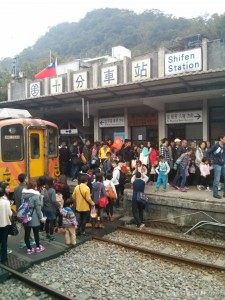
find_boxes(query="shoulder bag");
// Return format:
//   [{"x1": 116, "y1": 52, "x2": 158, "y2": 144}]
[
  {"x1": 98, "y1": 183, "x2": 109, "y2": 208},
  {"x1": 106, "y1": 182, "x2": 117, "y2": 200},
  {"x1": 8, "y1": 216, "x2": 19, "y2": 236},
  {"x1": 137, "y1": 192, "x2": 151, "y2": 213}
]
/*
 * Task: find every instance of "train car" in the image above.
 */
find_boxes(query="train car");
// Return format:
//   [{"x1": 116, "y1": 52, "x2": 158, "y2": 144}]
[{"x1": 0, "y1": 108, "x2": 60, "y2": 192}]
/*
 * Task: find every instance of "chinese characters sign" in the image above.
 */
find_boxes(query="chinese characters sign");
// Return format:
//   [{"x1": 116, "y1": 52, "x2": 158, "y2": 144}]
[
  {"x1": 99, "y1": 116, "x2": 125, "y2": 128},
  {"x1": 30, "y1": 82, "x2": 41, "y2": 98},
  {"x1": 132, "y1": 59, "x2": 151, "y2": 82},
  {"x1": 101, "y1": 65, "x2": 118, "y2": 86},
  {"x1": 50, "y1": 77, "x2": 63, "y2": 94},
  {"x1": 73, "y1": 72, "x2": 88, "y2": 90},
  {"x1": 128, "y1": 113, "x2": 158, "y2": 126},
  {"x1": 166, "y1": 110, "x2": 202, "y2": 124}
]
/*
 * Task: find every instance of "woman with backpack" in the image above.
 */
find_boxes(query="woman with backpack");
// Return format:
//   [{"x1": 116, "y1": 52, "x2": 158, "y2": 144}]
[
  {"x1": 21, "y1": 181, "x2": 45, "y2": 254},
  {"x1": 42, "y1": 177, "x2": 60, "y2": 241}
]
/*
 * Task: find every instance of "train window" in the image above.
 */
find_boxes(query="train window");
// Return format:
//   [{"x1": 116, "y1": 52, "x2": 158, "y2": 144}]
[
  {"x1": 1, "y1": 124, "x2": 24, "y2": 161},
  {"x1": 47, "y1": 126, "x2": 58, "y2": 157},
  {"x1": 30, "y1": 133, "x2": 40, "y2": 159}
]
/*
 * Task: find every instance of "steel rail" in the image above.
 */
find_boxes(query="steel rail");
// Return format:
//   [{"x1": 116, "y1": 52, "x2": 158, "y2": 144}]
[
  {"x1": 117, "y1": 226, "x2": 225, "y2": 253},
  {"x1": 0, "y1": 263, "x2": 75, "y2": 300},
  {"x1": 92, "y1": 235, "x2": 225, "y2": 272}
]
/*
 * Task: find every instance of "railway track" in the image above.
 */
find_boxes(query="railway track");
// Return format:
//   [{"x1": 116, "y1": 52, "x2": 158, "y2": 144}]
[
  {"x1": 92, "y1": 225, "x2": 225, "y2": 272},
  {"x1": 0, "y1": 263, "x2": 74, "y2": 300}
]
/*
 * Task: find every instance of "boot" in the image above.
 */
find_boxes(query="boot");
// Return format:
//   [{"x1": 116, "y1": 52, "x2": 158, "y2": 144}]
[{"x1": 99, "y1": 223, "x2": 105, "y2": 229}]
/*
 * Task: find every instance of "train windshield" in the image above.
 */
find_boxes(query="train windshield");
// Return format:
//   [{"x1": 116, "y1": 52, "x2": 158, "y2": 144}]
[
  {"x1": 1, "y1": 124, "x2": 24, "y2": 161},
  {"x1": 47, "y1": 126, "x2": 58, "y2": 157}
]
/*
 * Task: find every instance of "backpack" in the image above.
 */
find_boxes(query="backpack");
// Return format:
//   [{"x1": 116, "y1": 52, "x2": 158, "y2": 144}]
[
  {"x1": 17, "y1": 197, "x2": 34, "y2": 224},
  {"x1": 119, "y1": 170, "x2": 126, "y2": 186}
]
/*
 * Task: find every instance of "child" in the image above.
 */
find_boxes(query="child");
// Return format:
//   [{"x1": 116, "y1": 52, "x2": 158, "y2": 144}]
[
  {"x1": 199, "y1": 158, "x2": 212, "y2": 191},
  {"x1": 150, "y1": 160, "x2": 158, "y2": 185},
  {"x1": 60, "y1": 199, "x2": 77, "y2": 246},
  {"x1": 155, "y1": 155, "x2": 170, "y2": 192}
]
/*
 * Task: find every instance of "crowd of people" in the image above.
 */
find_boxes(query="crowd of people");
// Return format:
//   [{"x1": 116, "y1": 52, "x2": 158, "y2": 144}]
[{"x1": 0, "y1": 135, "x2": 225, "y2": 264}]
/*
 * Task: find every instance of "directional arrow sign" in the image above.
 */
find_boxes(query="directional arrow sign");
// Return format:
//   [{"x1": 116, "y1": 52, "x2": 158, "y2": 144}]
[{"x1": 166, "y1": 110, "x2": 202, "y2": 124}]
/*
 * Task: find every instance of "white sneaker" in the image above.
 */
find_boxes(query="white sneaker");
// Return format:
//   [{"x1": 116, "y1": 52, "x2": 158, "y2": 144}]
[
  {"x1": 197, "y1": 185, "x2": 201, "y2": 191},
  {"x1": 139, "y1": 224, "x2": 145, "y2": 230},
  {"x1": 206, "y1": 187, "x2": 211, "y2": 192}
]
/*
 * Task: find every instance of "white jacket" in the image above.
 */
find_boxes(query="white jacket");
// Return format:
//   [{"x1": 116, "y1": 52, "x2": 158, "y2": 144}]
[
  {"x1": 199, "y1": 163, "x2": 211, "y2": 177},
  {"x1": 112, "y1": 166, "x2": 121, "y2": 186},
  {"x1": 0, "y1": 198, "x2": 12, "y2": 227}
]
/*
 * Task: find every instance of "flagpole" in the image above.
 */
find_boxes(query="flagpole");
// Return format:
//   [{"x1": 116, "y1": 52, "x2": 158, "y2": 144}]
[{"x1": 50, "y1": 50, "x2": 52, "y2": 63}]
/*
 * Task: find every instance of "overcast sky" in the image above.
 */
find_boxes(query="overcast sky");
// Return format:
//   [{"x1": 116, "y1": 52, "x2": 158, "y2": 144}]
[{"x1": 1, "y1": 0, "x2": 225, "y2": 59}]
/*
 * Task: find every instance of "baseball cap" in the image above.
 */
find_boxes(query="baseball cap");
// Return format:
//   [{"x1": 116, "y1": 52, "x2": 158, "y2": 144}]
[{"x1": 174, "y1": 138, "x2": 181, "y2": 143}]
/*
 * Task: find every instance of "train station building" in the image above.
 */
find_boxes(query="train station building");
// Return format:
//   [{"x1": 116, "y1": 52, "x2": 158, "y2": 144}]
[{"x1": 2, "y1": 35, "x2": 225, "y2": 145}]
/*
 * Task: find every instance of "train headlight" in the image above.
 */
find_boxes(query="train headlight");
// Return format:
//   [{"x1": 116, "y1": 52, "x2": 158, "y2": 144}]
[{"x1": 9, "y1": 127, "x2": 16, "y2": 134}]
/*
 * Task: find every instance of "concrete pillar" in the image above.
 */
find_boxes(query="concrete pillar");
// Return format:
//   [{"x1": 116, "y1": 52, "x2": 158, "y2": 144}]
[
  {"x1": 158, "y1": 47, "x2": 166, "y2": 78},
  {"x1": 202, "y1": 99, "x2": 208, "y2": 141},
  {"x1": 124, "y1": 107, "x2": 130, "y2": 138},
  {"x1": 44, "y1": 78, "x2": 50, "y2": 95},
  {"x1": 7, "y1": 83, "x2": 12, "y2": 101},
  {"x1": 94, "y1": 113, "x2": 101, "y2": 141},
  {"x1": 92, "y1": 63, "x2": 99, "y2": 89},
  {"x1": 123, "y1": 56, "x2": 130, "y2": 84},
  {"x1": 158, "y1": 110, "x2": 166, "y2": 145},
  {"x1": 67, "y1": 71, "x2": 72, "y2": 92},
  {"x1": 202, "y1": 38, "x2": 209, "y2": 72},
  {"x1": 25, "y1": 79, "x2": 31, "y2": 98}
]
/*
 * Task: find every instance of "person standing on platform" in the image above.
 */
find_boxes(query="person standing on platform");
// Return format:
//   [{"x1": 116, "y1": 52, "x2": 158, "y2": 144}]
[
  {"x1": 59, "y1": 142, "x2": 70, "y2": 176},
  {"x1": 173, "y1": 148, "x2": 193, "y2": 192},
  {"x1": 22, "y1": 181, "x2": 45, "y2": 254},
  {"x1": 155, "y1": 155, "x2": 170, "y2": 192},
  {"x1": 14, "y1": 173, "x2": 28, "y2": 210},
  {"x1": 132, "y1": 172, "x2": 145, "y2": 230},
  {"x1": 72, "y1": 175, "x2": 94, "y2": 236},
  {"x1": 60, "y1": 199, "x2": 77, "y2": 246},
  {"x1": 69, "y1": 140, "x2": 81, "y2": 182},
  {"x1": 205, "y1": 135, "x2": 225, "y2": 199},
  {"x1": 0, "y1": 187, "x2": 12, "y2": 263}
]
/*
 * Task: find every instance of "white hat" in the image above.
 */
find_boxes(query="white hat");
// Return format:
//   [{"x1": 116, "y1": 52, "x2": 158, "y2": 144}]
[{"x1": 174, "y1": 138, "x2": 181, "y2": 143}]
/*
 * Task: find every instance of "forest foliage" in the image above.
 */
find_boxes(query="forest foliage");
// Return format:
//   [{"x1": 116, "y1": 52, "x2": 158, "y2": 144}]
[{"x1": 0, "y1": 8, "x2": 225, "y2": 101}]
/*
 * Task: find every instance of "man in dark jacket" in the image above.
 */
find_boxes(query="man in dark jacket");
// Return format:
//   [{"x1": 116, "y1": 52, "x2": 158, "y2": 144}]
[
  {"x1": 59, "y1": 142, "x2": 70, "y2": 176},
  {"x1": 14, "y1": 173, "x2": 27, "y2": 210},
  {"x1": 69, "y1": 140, "x2": 81, "y2": 182},
  {"x1": 205, "y1": 135, "x2": 225, "y2": 199},
  {"x1": 132, "y1": 171, "x2": 145, "y2": 230}
]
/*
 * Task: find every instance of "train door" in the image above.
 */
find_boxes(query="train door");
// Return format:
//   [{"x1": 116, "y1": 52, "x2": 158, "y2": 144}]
[{"x1": 29, "y1": 129, "x2": 45, "y2": 178}]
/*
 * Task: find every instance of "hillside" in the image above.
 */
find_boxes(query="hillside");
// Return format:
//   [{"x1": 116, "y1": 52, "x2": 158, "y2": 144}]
[{"x1": 0, "y1": 8, "x2": 225, "y2": 101}]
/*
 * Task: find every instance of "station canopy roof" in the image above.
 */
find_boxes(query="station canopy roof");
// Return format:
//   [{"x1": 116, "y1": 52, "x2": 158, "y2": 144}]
[
  {"x1": 0, "y1": 108, "x2": 32, "y2": 119},
  {"x1": 0, "y1": 68, "x2": 225, "y2": 117}
]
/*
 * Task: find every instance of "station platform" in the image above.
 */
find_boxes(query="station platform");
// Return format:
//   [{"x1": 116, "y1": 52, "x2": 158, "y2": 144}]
[
  {"x1": 0, "y1": 213, "x2": 124, "y2": 282},
  {"x1": 124, "y1": 184, "x2": 225, "y2": 229}
]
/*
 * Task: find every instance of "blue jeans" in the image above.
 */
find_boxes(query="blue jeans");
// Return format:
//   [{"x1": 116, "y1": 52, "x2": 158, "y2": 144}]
[
  {"x1": 173, "y1": 167, "x2": 186, "y2": 188},
  {"x1": 156, "y1": 171, "x2": 167, "y2": 190},
  {"x1": 71, "y1": 164, "x2": 80, "y2": 180},
  {"x1": 132, "y1": 200, "x2": 144, "y2": 227},
  {"x1": 213, "y1": 165, "x2": 225, "y2": 196}
]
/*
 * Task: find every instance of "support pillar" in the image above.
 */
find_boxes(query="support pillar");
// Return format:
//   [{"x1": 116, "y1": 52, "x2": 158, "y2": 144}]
[
  {"x1": 94, "y1": 113, "x2": 101, "y2": 142},
  {"x1": 158, "y1": 110, "x2": 166, "y2": 145},
  {"x1": 124, "y1": 107, "x2": 130, "y2": 139},
  {"x1": 202, "y1": 99, "x2": 208, "y2": 141}
]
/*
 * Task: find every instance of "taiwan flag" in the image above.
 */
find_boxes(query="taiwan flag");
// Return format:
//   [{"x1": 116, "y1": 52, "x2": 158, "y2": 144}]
[{"x1": 34, "y1": 60, "x2": 57, "y2": 79}]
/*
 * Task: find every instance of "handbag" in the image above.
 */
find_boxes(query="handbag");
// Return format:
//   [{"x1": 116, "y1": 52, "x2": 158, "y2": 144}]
[
  {"x1": 90, "y1": 205, "x2": 97, "y2": 218},
  {"x1": 106, "y1": 182, "x2": 117, "y2": 200},
  {"x1": 98, "y1": 183, "x2": 109, "y2": 208},
  {"x1": 137, "y1": 192, "x2": 151, "y2": 213},
  {"x1": 8, "y1": 218, "x2": 19, "y2": 236}
]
